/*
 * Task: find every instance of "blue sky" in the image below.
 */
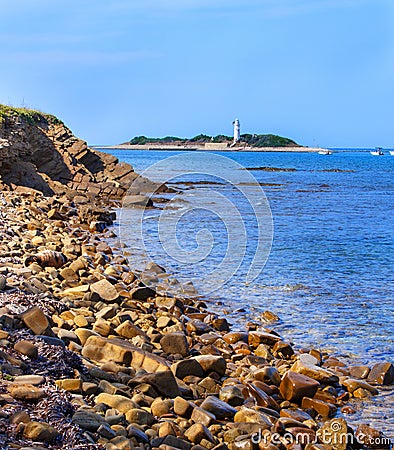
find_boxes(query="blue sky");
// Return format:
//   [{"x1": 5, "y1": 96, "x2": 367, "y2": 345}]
[{"x1": 0, "y1": 0, "x2": 393, "y2": 147}]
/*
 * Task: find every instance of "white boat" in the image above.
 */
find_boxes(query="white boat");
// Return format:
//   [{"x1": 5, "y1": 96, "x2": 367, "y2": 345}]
[
  {"x1": 389, "y1": 150, "x2": 394, "y2": 156},
  {"x1": 318, "y1": 149, "x2": 333, "y2": 155},
  {"x1": 370, "y1": 147, "x2": 384, "y2": 155}
]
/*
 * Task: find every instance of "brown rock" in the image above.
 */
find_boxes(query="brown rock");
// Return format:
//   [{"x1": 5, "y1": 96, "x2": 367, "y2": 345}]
[
  {"x1": 201, "y1": 395, "x2": 237, "y2": 419},
  {"x1": 14, "y1": 340, "x2": 38, "y2": 359},
  {"x1": 194, "y1": 355, "x2": 226, "y2": 376},
  {"x1": 91, "y1": 279, "x2": 119, "y2": 301},
  {"x1": 95, "y1": 393, "x2": 135, "y2": 413},
  {"x1": 317, "y1": 418, "x2": 348, "y2": 450},
  {"x1": 160, "y1": 332, "x2": 189, "y2": 356},
  {"x1": 82, "y1": 335, "x2": 169, "y2": 371},
  {"x1": 291, "y1": 360, "x2": 339, "y2": 384},
  {"x1": 125, "y1": 408, "x2": 154, "y2": 425},
  {"x1": 301, "y1": 397, "x2": 337, "y2": 417},
  {"x1": 348, "y1": 365, "x2": 370, "y2": 379},
  {"x1": 342, "y1": 378, "x2": 379, "y2": 395},
  {"x1": 116, "y1": 320, "x2": 147, "y2": 339},
  {"x1": 367, "y1": 362, "x2": 394, "y2": 385},
  {"x1": 191, "y1": 407, "x2": 216, "y2": 427},
  {"x1": 23, "y1": 421, "x2": 60, "y2": 443},
  {"x1": 185, "y1": 423, "x2": 215, "y2": 444},
  {"x1": 8, "y1": 384, "x2": 47, "y2": 401},
  {"x1": 248, "y1": 331, "x2": 281, "y2": 347},
  {"x1": 355, "y1": 424, "x2": 391, "y2": 449},
  {"x1": 151, "y1": 398, "x2": 171, "y2": 417},
  {"x1": 174, "y1": 396, "x2": 194, "y2": 417},
  {"x1": 234, "y1": 407, "x2": 273, "y2": 428},
  {"x1": 72, "y1": 410, "x2": 105, "y2": 431},
  {"x1": 20, "y1": 306, "x2": 51, "y2": 335},
  {"x1": 130, "y1": 370, "x2": 180, "y2": 398},
  {"x1": 279, "y1": 371, "x2": 319, "y2": 402},
  {"x1": 171, "y1": 358, "x2": 204, "y2": 379},
  {"x1": 55, "y1": 378, "x2": 82, "y2": 393},
  {"x1": 219, "y1": 385, "x2": 245, "y2": 407}
]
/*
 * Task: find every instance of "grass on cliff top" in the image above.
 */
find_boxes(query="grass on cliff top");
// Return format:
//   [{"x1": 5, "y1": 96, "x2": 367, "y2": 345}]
[{"x1": 0, "y1": 104, "x2": 63, "y2": 125}]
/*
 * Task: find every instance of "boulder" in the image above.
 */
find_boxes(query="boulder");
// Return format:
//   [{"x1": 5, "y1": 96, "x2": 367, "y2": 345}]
[
  {"x1": 90, "y1": 279, "x2": 119, "y2": 301},
  {"x1": 279, "y1": 371, "x2": 319, "y2": 402},
  {"x1": 367, "y1": 362, "x2": 394, "y2": 385},
  {"x1": 160, "y1": 332, "x2": 189, "y2": 356},
  {"x1": 82, "y1": 335, "x2": 169, "y2": 371}
]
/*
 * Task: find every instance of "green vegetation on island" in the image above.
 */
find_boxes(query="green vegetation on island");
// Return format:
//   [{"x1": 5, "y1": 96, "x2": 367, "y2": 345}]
[{"x1": 126, "y1": 133, "x2": 299, "y2": 147}]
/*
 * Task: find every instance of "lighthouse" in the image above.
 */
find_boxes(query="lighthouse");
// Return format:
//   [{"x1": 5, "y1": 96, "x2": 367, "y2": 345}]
[{"x1": 233, "y1": 118, "x2": 240, "y2": 143}]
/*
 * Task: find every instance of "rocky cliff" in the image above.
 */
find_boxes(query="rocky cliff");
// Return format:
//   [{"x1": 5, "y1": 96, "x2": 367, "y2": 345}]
[{"x1": 0, "y1": 106, "x2": 137, "y2": 198}]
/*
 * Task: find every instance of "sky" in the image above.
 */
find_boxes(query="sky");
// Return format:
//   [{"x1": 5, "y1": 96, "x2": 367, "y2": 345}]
[{"x1": 0, "y1": 0, "x2": 393, "y2": 147}]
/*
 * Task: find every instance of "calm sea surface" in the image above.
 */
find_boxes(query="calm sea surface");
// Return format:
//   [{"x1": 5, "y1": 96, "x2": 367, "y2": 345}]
[{"x1": 101, "y1": 148, "x2": 394, "y2": 434}]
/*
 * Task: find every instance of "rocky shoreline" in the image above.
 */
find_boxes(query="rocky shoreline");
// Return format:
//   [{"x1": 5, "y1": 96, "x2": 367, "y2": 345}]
[{"x1": 0, "y1": 190, "x2": 393, "y2": 450}]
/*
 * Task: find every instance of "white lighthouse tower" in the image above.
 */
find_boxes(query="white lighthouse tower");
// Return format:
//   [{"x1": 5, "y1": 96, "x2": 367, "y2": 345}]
[{"x1": 233, "y1": 118, "x2": 240, "y2": 143}]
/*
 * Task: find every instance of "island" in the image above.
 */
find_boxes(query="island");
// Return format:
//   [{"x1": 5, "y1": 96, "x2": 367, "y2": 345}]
[{"x1": 102, "y1": 133, "x2": 325, "y2": 152}]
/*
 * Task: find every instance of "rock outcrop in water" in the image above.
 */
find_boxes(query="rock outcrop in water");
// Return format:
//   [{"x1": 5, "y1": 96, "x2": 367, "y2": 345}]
[{"x1": 0, "y1": 105, "x2": 138, "y2": 198}]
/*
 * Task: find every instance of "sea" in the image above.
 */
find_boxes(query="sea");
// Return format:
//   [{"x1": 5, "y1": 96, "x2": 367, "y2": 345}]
[{"x1": 99, "y1": 148, "x2": 394, "y2": 435}]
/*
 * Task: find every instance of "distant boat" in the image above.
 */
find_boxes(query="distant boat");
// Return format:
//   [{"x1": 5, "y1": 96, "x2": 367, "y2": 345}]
[
  {"x1": 318, "y1": 149, "x2": 333, "y2": 155},
  {"x1": 370, "y1": 147, "x2": 384, "y2": 156},
  {"x1": 389, "y1": 150, "x2": 394, "y2": 156}
]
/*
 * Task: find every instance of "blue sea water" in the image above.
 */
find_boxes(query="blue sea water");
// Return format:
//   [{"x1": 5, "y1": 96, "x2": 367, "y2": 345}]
[{"x1": 101, "y1": 148, "x2": 394, "y2": 433}]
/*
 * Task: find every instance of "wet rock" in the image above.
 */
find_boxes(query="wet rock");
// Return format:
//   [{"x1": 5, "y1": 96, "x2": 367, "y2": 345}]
[
  {"x1": 291, "y1": 360, "x2": 339, "y2": 384},
  {"x1": 23, "y1": 421, "x2": 60, "y2": 443},
  {"x1": 262, "y1": 310, "x2": 280, "y2": 322},
  {"x1": 301, "y1": 397, "x2": 337, "y2": 417},
  {"x1": 317, "y1": 418, "x2": 348, "y2": 450},
  {"x1": 279, "y1": 371, "x2": 319, "y2": 402},
  {"x1": 172, "y1": 358, "x2": 204, "y2": 379},
  {"x1": 367, "y1": 362, "x2": 394, "y2": 385},
  {"x1": 201, "y1": 396, "x2": 237, "y2": 419},
  {"x1": 355, "y1": 424, "x2": 392, "y2": 449},
  {"x1": 191, "y1": 406, "x2": 216, "y2": 427},
  {"x1": 91, "y1": 279, "x2": 119, "y2": 301},
  {"x1": 174, "y1": 396, "x2": 194, "y2": 417},
  {"x1": 342, "y1": 378, "x2": 379, "y2": 395},
  {"x1": 248, "y1": 331, "x2": 281, "y2": 347},
  {"x1": 272, "y1": 341, "x2": 294, "y2": 359},
  {"x1": 219, "y1": 385, "x2": 245, "y2": 407},
  {"x1": 254, "y1": 367, "x2": 281, "y2": 385},
  {"x1": 348, "y1": 365, "x2": 370, "y2": 379},
  {"x1": 185, "y1": 423, "x2": 215, "y2": 444},
  {"x1": 194, "y1": 355, "x2": 226, "y2": 376},
  {"x1": 233, "y1": 407, "x2": 272, "y2": 428},
  {"x1": 160, "y1": 332, "x2": 189, "y2": 356}
]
